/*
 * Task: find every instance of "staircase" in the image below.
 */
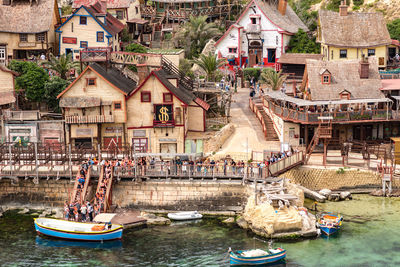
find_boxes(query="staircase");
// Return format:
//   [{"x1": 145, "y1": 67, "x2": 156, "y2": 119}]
[
  {"x1": 69, "y1": 167, "x2": 91, "y2": 205},
  {"x1": 161, "y1": 56, "x2": 194, "y2": 91},
  {"x1": 304, "y1": 119, "x2": 332, "y2": 164},
  {"x1": 94, "y1": 165, "x2": 114, "y2": 214},
  {"x1": 252, "y1": 98, "x2": 279, "y2": 141}
]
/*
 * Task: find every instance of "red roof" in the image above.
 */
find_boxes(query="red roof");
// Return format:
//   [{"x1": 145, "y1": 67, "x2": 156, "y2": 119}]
[
  {"x1": 392, "y1": 39, "x2": 400, "y2": 47},
  {"x1": 381, "y1": 79, "x2": 400, "y2": 90},
  {"x1": 73, "y1": 0, "x2": 129, "y2": 9},
  {"x1": 194, "y1": 98, "x2": 210, "y2": 111},
  {"x1": 86, "y1": 3, "x2": 124, "y2": 34}
]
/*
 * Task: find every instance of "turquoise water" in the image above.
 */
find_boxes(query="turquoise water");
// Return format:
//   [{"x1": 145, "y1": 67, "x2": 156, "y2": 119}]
[{"x1": 1, "y1": 195, "x2": 400, "y2": 266}]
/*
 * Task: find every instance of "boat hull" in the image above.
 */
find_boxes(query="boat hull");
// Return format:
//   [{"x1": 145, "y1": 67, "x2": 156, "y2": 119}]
[
  {"x1": 34, "y1": 219, "x2": 123, "y2": 242},
  {"x1": 229, "y1": 249, "x2": 286, "y2": 266},
  {"x1": 167, "y1": 212, "x2": 203, "y2": 221},
  {"x1": 319, "y1": 225, "x2": 339, "y2": 236}
]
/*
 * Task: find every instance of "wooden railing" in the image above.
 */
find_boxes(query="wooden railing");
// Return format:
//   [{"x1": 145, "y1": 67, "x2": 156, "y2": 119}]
[
  {"x1": 111, "y1": 51, "x2": 162, "y2": 66},
  {"x1": 161, "y1": 56, "x2": 194, "y2": 91},
  {"x1": 141, "y1": 4, "x2": 229, "y2": 19},
  {"x1": 249, "y1": 97, "x2": 268, "y2": 139},
  {"x1": 65, "y1": 115, "x2": 114, "y2": 124},
  {"x1": 264, "y1": 98, "x2": 391, "y2": 124},
  {"x1": 3, "y1": 110, "x2": 40, "y2": 121},
  {"x1": 80, "y1": 47, "x2": 111, "y2": 62}
]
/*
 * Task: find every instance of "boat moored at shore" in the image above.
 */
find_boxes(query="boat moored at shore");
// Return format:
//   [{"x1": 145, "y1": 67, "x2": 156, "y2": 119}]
[
  {"x1": 167, "y1": 211, "x2": 203, "y2": 221},
  {"x1": 229, "y1": 247, "x2": 287, "y2": 266}
]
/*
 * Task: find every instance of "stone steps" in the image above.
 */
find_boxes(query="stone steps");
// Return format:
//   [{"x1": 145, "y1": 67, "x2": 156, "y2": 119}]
[{"x1": 253, "y1": 101, "x2": 279, "y2": 141}]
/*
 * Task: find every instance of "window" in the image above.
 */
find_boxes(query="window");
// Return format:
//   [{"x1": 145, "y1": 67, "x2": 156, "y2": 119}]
[
  {"x1": 163, "y1": 93, "x2": 172, "y2": 103},
  {"x1": 80, "y1": 16, "x2": 87, "y2": 25},
  {"x1": 86, "y1": 78, "x2": 96, "y2": 86},
  {"x1": 340, "y1": 49, "x2": 347, "y2": 58},
  {"x1": 135, "y1": 7, "x2": 139, "y2": 14},
  {"x1": 322, "y1": 75, "x2": 331, "y2": 84},
  {"x1": 96, "y1": 31, "x2": 104, "y2": 42},
  {"x1": 19, "y1": 34, "x2": 27, "y2": 42},
  {"x1": 251, "y1": 17, "x2": 257, "y2": 24},
  {"x1": 228, "y1": 47, "x2": 237, "y2": 54},
  {"x1": 132, "y1": 138, "x2": 148, "y2": 152},
  {"x1": 114, "y1": 101, "x2": 122, "y2": 110},
  {"x1": 368, "y1": 49, "x2": 375, "y2": 56},
  {"x1": 80, "y1": 41, "x2": 88, "y2": 48},
  {"x1": 36, "y1": 33, "x2": 45, "y2": 42},
  {"x1": 116, "y1": 10, "x2": 124, "y2": 19},
  {"x1": 141, "y1": 91, "x2": 151, "y2": 102}
]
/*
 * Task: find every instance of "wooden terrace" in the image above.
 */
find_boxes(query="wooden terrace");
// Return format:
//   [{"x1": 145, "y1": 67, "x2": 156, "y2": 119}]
[{"x1": 140, "y1": 4, "x2": 230, "y2": 20}]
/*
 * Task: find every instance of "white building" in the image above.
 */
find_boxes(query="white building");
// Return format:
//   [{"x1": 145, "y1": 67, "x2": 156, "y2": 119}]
[{"x1": 215, "y1": 0, "x2": 308, "y2": 69}]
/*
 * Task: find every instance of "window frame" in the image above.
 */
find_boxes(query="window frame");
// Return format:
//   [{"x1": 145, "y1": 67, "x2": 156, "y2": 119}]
[
  {"x1": 113, "y1": 101, "x2": 122, "y2": 110},
  {"x1": 19, "y1": 33, "x2": 28, "y2": 42},
  {"x1": 80, "y1": 41, "x2": 88, "y2": 49},
  {"x1": 35, "y1": 33, "x2": 45, "y2": 42},
  {"x1": 86, "y1": 78, "x2": 96, "y2": 86},
  {"x1": 368, "y1": 49, "x2": 375, "y2": 57},
  {"x1": 141, "y1": 91, "x2": 151, "y2": 102},
  {"x1": 163, "y1": 93, "x2": 173, "y2": 103},
  {"x1": 322, "y1": 74, "x2": 331, "y2": 84},
  {"x1": 96, "y1": 31, "x2": 104, "y2": 42},
  {"x1": 79, "y1": 16, "x2": 87, "y2": 25},
  {"x1": 340, "y1": 49, "x2": 347, "y2": 59},
  {"x1": 228, "y1": 47, "x2": 237, "y2": 54},
  {"x1": 116, "y1": 10, "x2": 124, "y2": 20}
]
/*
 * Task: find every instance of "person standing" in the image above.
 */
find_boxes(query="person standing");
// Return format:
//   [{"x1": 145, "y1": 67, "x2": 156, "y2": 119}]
[
  {"x1": 87, "y1": 202, "x2": 94, "y2": 222},
  {"x1": 80, "y1": 204, "x2": 87, "y2": 222}
]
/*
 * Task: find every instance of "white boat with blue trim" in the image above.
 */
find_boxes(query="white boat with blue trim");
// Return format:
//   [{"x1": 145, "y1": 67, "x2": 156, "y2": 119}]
[
  {"x1": 229, "y1": 247, "x2": 286, "y2": 266},
  {"x1": 34, "y1": 215, "x2": 123, "y2": 241}
]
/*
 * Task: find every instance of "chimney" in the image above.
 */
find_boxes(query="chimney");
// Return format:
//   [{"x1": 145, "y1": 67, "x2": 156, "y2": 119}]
[
  {"x1": 359, "y1": 55, "x2": 369, "y2": 79},
  {"x1": 278, "y1": 0, "x2": 287, "y2": 16},
  {"x1": 100, "y1": 0, "x2": 107, "y2": 13},
  {"x1": 339, "y1": 1, "x2": 348, "y2": 16},
  {"x1": 137, "y1": 64, "x2": 149, "y2": 85}
]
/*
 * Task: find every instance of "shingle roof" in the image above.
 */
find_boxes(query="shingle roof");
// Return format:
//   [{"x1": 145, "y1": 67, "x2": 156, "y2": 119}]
[
  {"x1": 318, "y1": 10, "x2": 392, "y2": 48},
  {"x1": 90, "y1": 63, "x2": 136, "y2": 95},
  {"x1": 0, "y1": 0, "x2": 57, "y2": 33},
  {"x1": 255, "y1": 0, "x2": 308, "y2": 33},
  {"x1": 277, "y1": 53, "x2": 323, "y2": 65},
  {"x1": 73, "y1": 0, "x2": 129, "y2": 9},
  {"x1": 153, "y1": 69, "x2": 196, "y2": 105},
  {"x1": 85, "y1": 3, "x2": 124, "y2": 35},
  {"x1": 306, "y1": 57, "x2": 384, "y2": 101}
]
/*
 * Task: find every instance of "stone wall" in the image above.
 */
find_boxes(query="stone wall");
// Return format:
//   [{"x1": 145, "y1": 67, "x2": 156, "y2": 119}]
[
  {"x1": 203, "y1": 123, "x2": 235, "y2": 154},
  {"x1": 281, "y1": 166, "x2": 385, "y2": 191},
  {"x1": 0, "y1": 178, "x2": 247, "y2": 212}
]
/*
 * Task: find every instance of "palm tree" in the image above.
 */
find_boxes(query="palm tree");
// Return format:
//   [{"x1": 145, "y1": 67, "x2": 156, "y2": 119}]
[
  {"x1": 41, "y1": 53, "x2": 79, "y2": 80},
  {"x1": 174, "y1": 15, "x2": 221, "y2": 59},
  {"x1": 191, "y1": 52, "x2": 225, "y2": 82},
  {"x1": 260, "y1": 69, "x2": 288, "y2": 91}
]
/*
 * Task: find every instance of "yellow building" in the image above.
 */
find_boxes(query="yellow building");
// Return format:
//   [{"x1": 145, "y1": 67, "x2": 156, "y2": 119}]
[
  {"x1": 57, "y1": 63, "x2": 136, "y2": 148},
  {"x1": 317, "y1": 2, "x2": 392, "y2": 69},
  {"x1": 56, "y1": 2, "x2": 124, "y2": 61},
  {"x1": 0, "y1": 0, "x2": 61, "y2": 64},
  {"x1": 125, "y1": 68, "x2": 208, "y2": 153}
]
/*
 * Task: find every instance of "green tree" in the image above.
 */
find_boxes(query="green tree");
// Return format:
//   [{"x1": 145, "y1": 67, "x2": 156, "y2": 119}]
[
  {"x1": 191, "y1": 53, "x2": 224, "y2": 82},
  {"x1": 179, "y1": 58, "x2": 194, "y2": 79},
  {"x1": 41, "y1": 53, "x2": 79, "y2": 80},
  {"x1": 175, "y1": 16, "x2": 221, "y2": 59},
  {"x1": 260, "y1": 69, "x2": 288, "y2": 91},
  {"x1": 125, "y1": 43, "x2": 148, "y2": 53},
  {"x1": 44, "y1": 76, "x2": 69, "y2": 112},
  {"x1": 8, "y1": 60, "x2": 49, "y2": 103},
  {"x1": 387, "y1": 19, "x2": 400, "y2": 41},
  {"x1": 287, "y1": 29, "x2": 320, "y2": 54},
  {"x1": 325, "y1": 0, "x2": 349, "y2": 12}
]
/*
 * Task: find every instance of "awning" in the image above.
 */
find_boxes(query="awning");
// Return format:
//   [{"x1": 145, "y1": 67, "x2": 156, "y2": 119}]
[
  {"x1": 93, "y1": 213, "x2": 117, "y2": 223},
  {"x1": 381, "y1": 79, "x2": 400, "y2": 90},
  {"x1": 194, "y1": 97, "x2": 210, "y2": 111},
  {"x1": 0, "y1": 91, "x2": 16, "y2": 105},
  {"x1": 127, "y1": 19, "x2": 149, "y2": 24},
  {"x1": 265, "y1": 91, "x2": 392, "y2": 107}
]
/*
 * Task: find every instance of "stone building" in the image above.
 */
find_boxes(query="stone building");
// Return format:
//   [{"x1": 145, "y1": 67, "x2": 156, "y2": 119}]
[
  {"x1": 56, "y1": 1, "x2": 124, "y2": 61},
  {"x1": 214, "y1": 0, "x2": 308, "y2": 69},
  {"x1": 0, "y1": 0, "x2": 61, "y2": 64},
  {"x1": 317, "y1": 1, "x2": 392, "y2": 69}
]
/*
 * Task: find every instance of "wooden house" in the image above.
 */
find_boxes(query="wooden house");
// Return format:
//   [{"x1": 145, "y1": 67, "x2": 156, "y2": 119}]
[
  {"x1": 57, "y1": 63, "x2": 136, "y2": 148},
  {"x1": 125, "y1": 68, "x2": 209, "y2": 153},
  {"x1": 214, "y1": 0, "x2": 308, "y2": 70},
  {"x1": 317, "y1": 1, "x2": 392, "y2": 69},
  {"x1": 72, "y1": 0, "x2": 132, "y2": 25},
  {"x1": 0, "y1": 0, "x2": 61, "y2": 64},
  {"x1": 56, "y1": 1, "x2": 124, "y2": 61}
]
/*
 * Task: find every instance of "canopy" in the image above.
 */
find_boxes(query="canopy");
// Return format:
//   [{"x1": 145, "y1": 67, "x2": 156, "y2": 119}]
[{"x1": 93, "y1": 213, "x2": 117, "y2": 223}]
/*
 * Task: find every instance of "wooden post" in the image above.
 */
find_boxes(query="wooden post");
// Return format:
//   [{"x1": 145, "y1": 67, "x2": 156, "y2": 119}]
[
  {"x1": 34, "y1": 142, "x2": 39, "y2": 182},
  {"x1": 68, "y1": 144, "x2": 72, "y2": 181},
  {"x1": 323, "y1": 139, "x2": 327, "y2": 166},
  {"x1": 9, "y1": 143, "x2": 12, "y2": 175}
]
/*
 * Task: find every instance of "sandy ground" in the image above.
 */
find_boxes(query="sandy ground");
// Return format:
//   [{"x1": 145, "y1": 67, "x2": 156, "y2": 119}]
[{"x1": 215, "y1": 87, "x2": 280, "y2": 159}]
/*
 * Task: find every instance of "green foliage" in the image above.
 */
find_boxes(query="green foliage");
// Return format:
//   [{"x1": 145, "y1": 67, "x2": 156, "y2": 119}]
[
  {"x1": 43, "y1": 76, "x2": 69, "y2": 112},
  {"x1": 353, "y1": 0, "x2": 364, "y2": 7},
  {"x1": 179, "y1": 59, "x2": 194, "y2": 79},
  {"x1": 387, "y1": 19, "x2": 400, "y2": 41},
  {"x1": 287, "y1": 29, "x2": 320, "y2": 54},
  {"x1": 164, "y1": 33, "x2": 172, "y2": 41},
  {"x1": 125, "y1": 43, "x2": 148, "y2": 53},
  {"x1": 191, "y1": 53, "x2": 225, "y2": 82},
  {"x1": 41, "y1": 53, "x2": 79, "y2": 80},
  {"x1": 325, "y1": 0, "x2": 349, "y2": 12},
  {"x1": 9, "y1": 60, "x2": 49, "y2": 103},
  {"x1": 336, "y1": 168, "x2": 345, "y2": 174},
  {"x1": 243, "y1": 68, "x2": 261, "y2": 81},
  {"x1": 288, "y1": 0, "x2": 320, "y2": 31},
  {"x1": 174, "y1": 15, "x2": 221, "y2": 59},
  {"x1": 260, "y1": 69, "x2": 288, "y2": 91},
  {"x1": 61, "y1": 5, "x2": 73, "y2": 15},
  {"x1": 121, "y1": 28, "x2": 132, "y2": 43}
]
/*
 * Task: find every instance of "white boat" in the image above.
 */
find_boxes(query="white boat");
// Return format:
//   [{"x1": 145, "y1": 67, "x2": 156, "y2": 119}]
[{"x1": 167, "y1": 211, "x2": 203, "y2": 221}]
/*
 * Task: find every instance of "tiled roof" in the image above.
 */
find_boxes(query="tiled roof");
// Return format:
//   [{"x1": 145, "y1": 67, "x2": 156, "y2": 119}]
[
  {"x1": 73, "y1": 0, "x2": 129, "y2": 9},
  {"x1": 86, "y1": 3, "x2": 124, "y2": 35},
  {"x1": 277, "y1": 53, "x2": 323, "y2": 65},
  {"x1": 90, "y1": 63, "x2": 136, "y2": 95}
]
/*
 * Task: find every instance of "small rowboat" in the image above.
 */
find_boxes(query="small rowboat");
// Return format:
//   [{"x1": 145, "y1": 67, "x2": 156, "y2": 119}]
[
  {"x1": 317, "y1": 213, "x2": 343, "y2": 236},
  {"x1": 167, "y1": 211, "x2": 203, "y2": 221},
  {"x1": 229, "y1": 247, "x2": 286, "y2": 266},
  {"x1": 34, "y1": 217, "x2": 123, "y2": 242}
]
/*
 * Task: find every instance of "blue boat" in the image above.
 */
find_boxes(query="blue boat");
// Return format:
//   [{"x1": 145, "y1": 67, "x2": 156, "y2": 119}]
[
  {"x1": 35, "y1": 236, "x2": 122, "y2": 249},
  {"x1": 229, "y1": 247, "x2": 286, "y2": 266},
  {"x1": 34, "y1": 217, "x2": 123, "y2": 241},
  {"x1": 317, "y1": 213, "x2": 343, "y2": 236}
]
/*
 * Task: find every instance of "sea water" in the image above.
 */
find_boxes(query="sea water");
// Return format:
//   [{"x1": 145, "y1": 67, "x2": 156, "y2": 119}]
[{"x1": 1, "y1": 195, "x2": 400, "y2": 266}]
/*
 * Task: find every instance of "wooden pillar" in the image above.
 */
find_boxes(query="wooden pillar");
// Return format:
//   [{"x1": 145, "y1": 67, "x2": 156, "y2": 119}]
[
  {"x1": 304, "y1": 125, "x2": 309, "y2": 146},
  {"x1": 323, "y1": 138, "x2": 327, "y2": 166}
]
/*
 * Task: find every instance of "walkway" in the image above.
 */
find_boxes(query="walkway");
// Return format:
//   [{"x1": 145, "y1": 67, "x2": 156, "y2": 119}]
[{"x1": 216, "y1": 87, "x2": 280, "y2": 159}]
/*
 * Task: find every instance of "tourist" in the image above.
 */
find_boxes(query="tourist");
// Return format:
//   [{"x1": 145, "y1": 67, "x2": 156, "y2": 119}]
[
  {"x1": 231, "y1": 160, "x2": 236, "y2": 175},
  {"x1": 87, "y1": 202, "x2": 94, "y2": 221},
  {"x1": 80, "y1": 204, "x2": 87, "y2": 222},
  {"x1": 64, "y1": 201, "x2": 70, "y2": 220}
]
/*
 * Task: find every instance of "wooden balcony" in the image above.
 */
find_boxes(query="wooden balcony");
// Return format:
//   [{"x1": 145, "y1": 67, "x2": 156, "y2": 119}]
[
  {"x1": 3, "y1": 110, "x2": 40, "y2": 121},
  {"x1": 141, "y1": 5, "x2": 229, "y2": 19},
  {"x1": 65, "y1": 115, "x2": 114, "y2": 124},
  {"x1": 80, "y1": 47, "x2": 111, "y2": 62},
  {"x1": 246, "y1": 24, "x2": 261, "y2": 34}
]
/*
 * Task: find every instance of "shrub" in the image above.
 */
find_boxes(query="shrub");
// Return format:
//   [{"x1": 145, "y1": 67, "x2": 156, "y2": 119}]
[{"x1": 243, "y1": 68, "x2": 261, "y2": 81}]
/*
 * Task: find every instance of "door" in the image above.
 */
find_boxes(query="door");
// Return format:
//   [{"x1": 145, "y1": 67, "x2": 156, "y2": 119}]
[
  {"x1": 353, "y1": 126, "x2": 361, "y2": 141},
  {"x1": 65, "y1": 48, "x2": 73, "y2": 57},
  {"x1": 267, "y1": 49, "x2": 276, "y2": 63},
  {"x1": 75, "y1": 138, "x2": 92, "y2": 149},
  {"x1": 0, "y1": 46, "x2": 5, "y2": 64},
  {"x1": 103, "y1": 137, "x2": 122, "y2": 150},
  {"x1": 249, "y1": 49, "x2": 262, "y2": 66},
  {"x1": 389, "y1": 47, "x2": 396, "y2": 59}
]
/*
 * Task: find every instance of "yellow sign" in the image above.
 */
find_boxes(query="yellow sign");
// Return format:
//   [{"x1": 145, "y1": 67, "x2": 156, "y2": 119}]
[{"x1": 158, "y1": 106, "x2": 170, "y2": 123}]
